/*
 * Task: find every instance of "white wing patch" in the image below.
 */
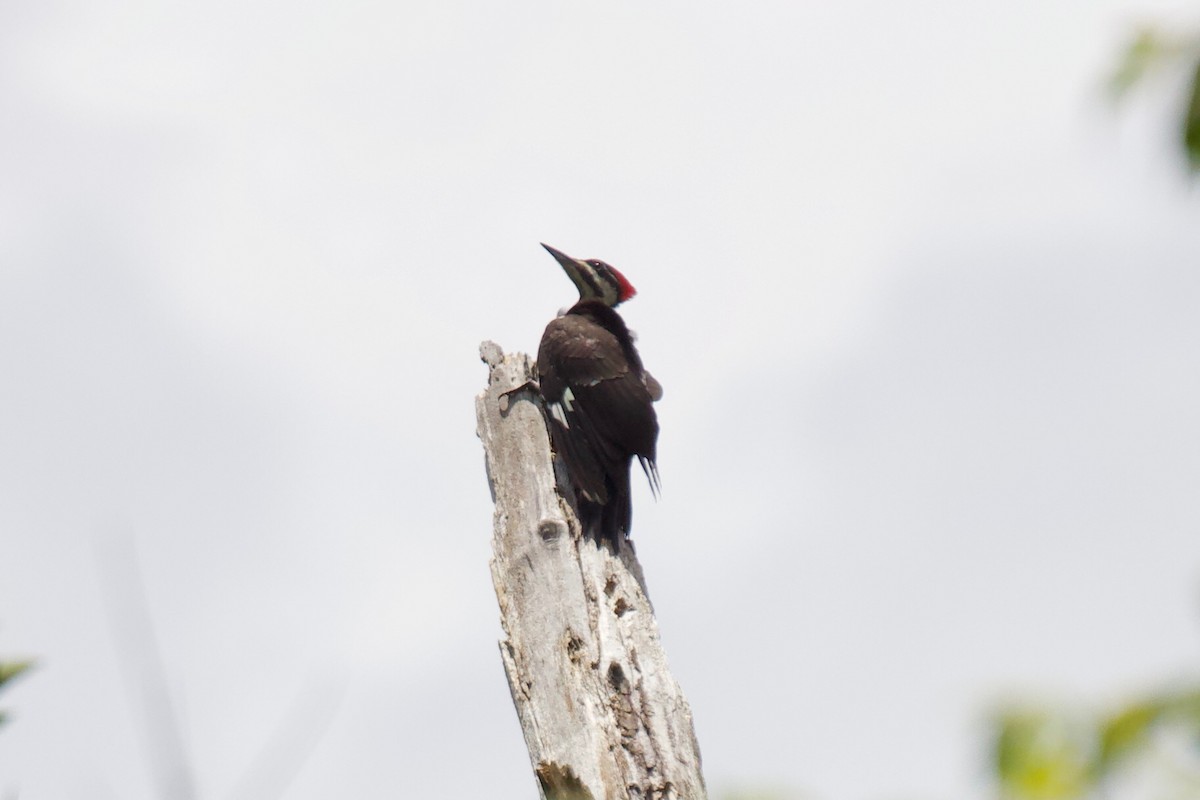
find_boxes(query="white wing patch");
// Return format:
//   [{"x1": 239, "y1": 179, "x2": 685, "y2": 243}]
[{"x1": 548, "y1": 400, "x2": 570, "y2": 429}]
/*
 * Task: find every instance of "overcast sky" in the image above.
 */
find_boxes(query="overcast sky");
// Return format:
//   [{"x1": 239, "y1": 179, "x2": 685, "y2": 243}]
[{"x1": 3, "y1": 1, "x2": 1200, "y2": 798}]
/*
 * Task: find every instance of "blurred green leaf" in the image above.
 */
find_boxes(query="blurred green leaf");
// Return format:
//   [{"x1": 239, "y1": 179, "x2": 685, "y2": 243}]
[
  {"x1": 0, "y1": 660, "x2": 34, "y2": 688},
  {"x1": 1166, "y1": 688, "x2": 1200, "y2": 720},
  {"x1": 1110, "y1": 23, "x2": 1200, "y2": 173},
  {"x1": 994, "y1": 687, "x2": 1200, "y2": 799},
  {"x1": 994, "y1": 709, "x2": 1093, "y2": 800},
  {"x1": 0, "y1": 659, "x2": 34, "y2": 731},
  {"x1": 1184, "y1": 56, "x2": 1200, "y2": 170},
  {"x1": 1110, "y1": 28, "x2": 1175, "y2": 98},
  {"x1": 1097, "y1": 700, "x2": 1162, "y2": 772},
  {"x1": 1098, "y1": 688, "x2": 1200, "y2": 771}
]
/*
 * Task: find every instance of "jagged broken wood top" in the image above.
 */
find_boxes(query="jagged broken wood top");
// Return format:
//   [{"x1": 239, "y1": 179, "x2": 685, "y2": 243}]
[{"x1": 476, "y1": 340, "x2": 706, "y2": 800}]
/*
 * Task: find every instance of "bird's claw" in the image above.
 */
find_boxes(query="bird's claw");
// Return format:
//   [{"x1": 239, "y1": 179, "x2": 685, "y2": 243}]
[{"x1": 499, "y1": 379, "x2": 540, "y2": 414}]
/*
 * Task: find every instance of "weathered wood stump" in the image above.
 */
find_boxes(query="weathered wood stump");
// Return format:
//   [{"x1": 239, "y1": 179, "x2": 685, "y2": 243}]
[{"x1": 476, "y1": 341, "x2": 706, "y2": 800}]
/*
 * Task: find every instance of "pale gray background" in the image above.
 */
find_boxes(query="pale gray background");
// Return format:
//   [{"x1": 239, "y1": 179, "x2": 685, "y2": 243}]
[{"x1": 2, "y1": 1, "x2": 1199, "y2": 798}]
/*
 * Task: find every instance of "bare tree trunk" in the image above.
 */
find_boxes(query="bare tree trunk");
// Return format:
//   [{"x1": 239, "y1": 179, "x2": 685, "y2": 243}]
[{"x1": 476, "y1": 341, "x2": 706, "y2": 800}]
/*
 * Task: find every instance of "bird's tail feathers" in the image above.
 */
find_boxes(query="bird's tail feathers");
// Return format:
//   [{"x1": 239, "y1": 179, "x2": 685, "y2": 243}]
[{"x1": 638, "y1": 456, "x2": 661, "y2": 499}]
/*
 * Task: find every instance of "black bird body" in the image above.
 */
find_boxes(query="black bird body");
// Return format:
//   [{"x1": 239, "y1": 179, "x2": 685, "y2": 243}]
[{"x1": 535, "y1": 245, "x2": 660, "y2": 546}]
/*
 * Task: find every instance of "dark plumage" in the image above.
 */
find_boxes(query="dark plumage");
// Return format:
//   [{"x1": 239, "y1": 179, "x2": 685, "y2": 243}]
[{"x1": 536, "y1": 244, "x2": 660, "y2": 546}]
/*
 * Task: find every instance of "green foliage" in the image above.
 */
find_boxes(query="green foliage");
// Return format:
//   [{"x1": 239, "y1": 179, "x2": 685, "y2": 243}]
[
  {"x1": 994, "y1": 709, "x2": 1092, "y2": 800},
  {"x1": 1109, "y1": 28, "x2": 1188, "y2": 98},
  {"x1": 992, "y1": 688, "x2": 1200, "y2": 800},
  {"x1": 1110, "y1": 25, "x2": 1200, "y2": 171},
  {"x1": 1184, "y1": 58, "x2": 1200, "y2": 171},
  {"x1": 0, "y1": 659, "x2": 34, "y2": 728}
]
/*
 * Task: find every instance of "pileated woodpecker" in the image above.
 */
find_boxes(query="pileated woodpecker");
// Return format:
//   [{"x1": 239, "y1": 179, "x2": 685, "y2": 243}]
[{"x1": 536, "y1": 243, "x2": 661, "y2": 547}]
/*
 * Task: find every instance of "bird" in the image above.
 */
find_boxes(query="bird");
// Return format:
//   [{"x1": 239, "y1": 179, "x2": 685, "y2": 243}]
[{"x1": 535, "y1": 243, "x2": 661, "y2": 548}]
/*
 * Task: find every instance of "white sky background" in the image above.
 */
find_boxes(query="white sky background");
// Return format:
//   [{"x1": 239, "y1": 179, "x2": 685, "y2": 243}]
[{"x1": 3, "y1": 0, "x2": 1200, "y2": 798}]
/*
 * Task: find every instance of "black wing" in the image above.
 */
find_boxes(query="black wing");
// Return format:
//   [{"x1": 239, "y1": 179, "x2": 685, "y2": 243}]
[{"x1": 537, "y1": 314, "x2": 659, "y2": 504}]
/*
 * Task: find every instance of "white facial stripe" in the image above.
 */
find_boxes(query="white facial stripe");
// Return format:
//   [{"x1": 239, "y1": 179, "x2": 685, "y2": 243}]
[
  {"x1": 561, "y1": 387, "x2": 575, "y2": 411},
  {"x1": 571, "y1": 261, "x2": 619, "y2": 305},
  {"x1": 568, "y1": 265, "x2": 598, "y2": 300}
]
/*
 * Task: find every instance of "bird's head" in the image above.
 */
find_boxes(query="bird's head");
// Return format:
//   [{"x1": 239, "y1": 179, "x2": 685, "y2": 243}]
[{"x1": 541, "y1": 243, "x2": 636, "y2": 307}]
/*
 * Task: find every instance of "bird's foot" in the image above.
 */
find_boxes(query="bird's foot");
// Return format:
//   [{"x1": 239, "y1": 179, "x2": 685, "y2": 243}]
[{"x1": 498, "y1": 379, "x2": 540, "y2": 414}]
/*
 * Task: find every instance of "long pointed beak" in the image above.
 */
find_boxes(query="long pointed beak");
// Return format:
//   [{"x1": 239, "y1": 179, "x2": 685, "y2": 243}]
[
  {"x1": 540, "y1": 242, "x2": 580, "y2": 271},
  {"x1": 541, "y1": 242, "x2": 590, "y2": 293}
]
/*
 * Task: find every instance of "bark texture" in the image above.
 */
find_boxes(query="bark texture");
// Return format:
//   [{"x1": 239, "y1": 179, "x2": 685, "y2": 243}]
[{"x1": 476, "y1": 341, "x2": 706, "y2": 800}]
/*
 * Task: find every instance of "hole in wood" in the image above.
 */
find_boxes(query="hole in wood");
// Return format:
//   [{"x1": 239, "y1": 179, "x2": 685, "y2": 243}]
[
  {"x1": 564, "y1": 631, "x2": 585, "y2": 663},
  {"x1": 538, "y1": 518, "x2": 566, "y2": 542},
  {"x1": 607, "y1": 661, "x2": 627, "y2": 690},
  {"x1": 535, "y1": 761, "x2": 594, "y2": 800}
]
